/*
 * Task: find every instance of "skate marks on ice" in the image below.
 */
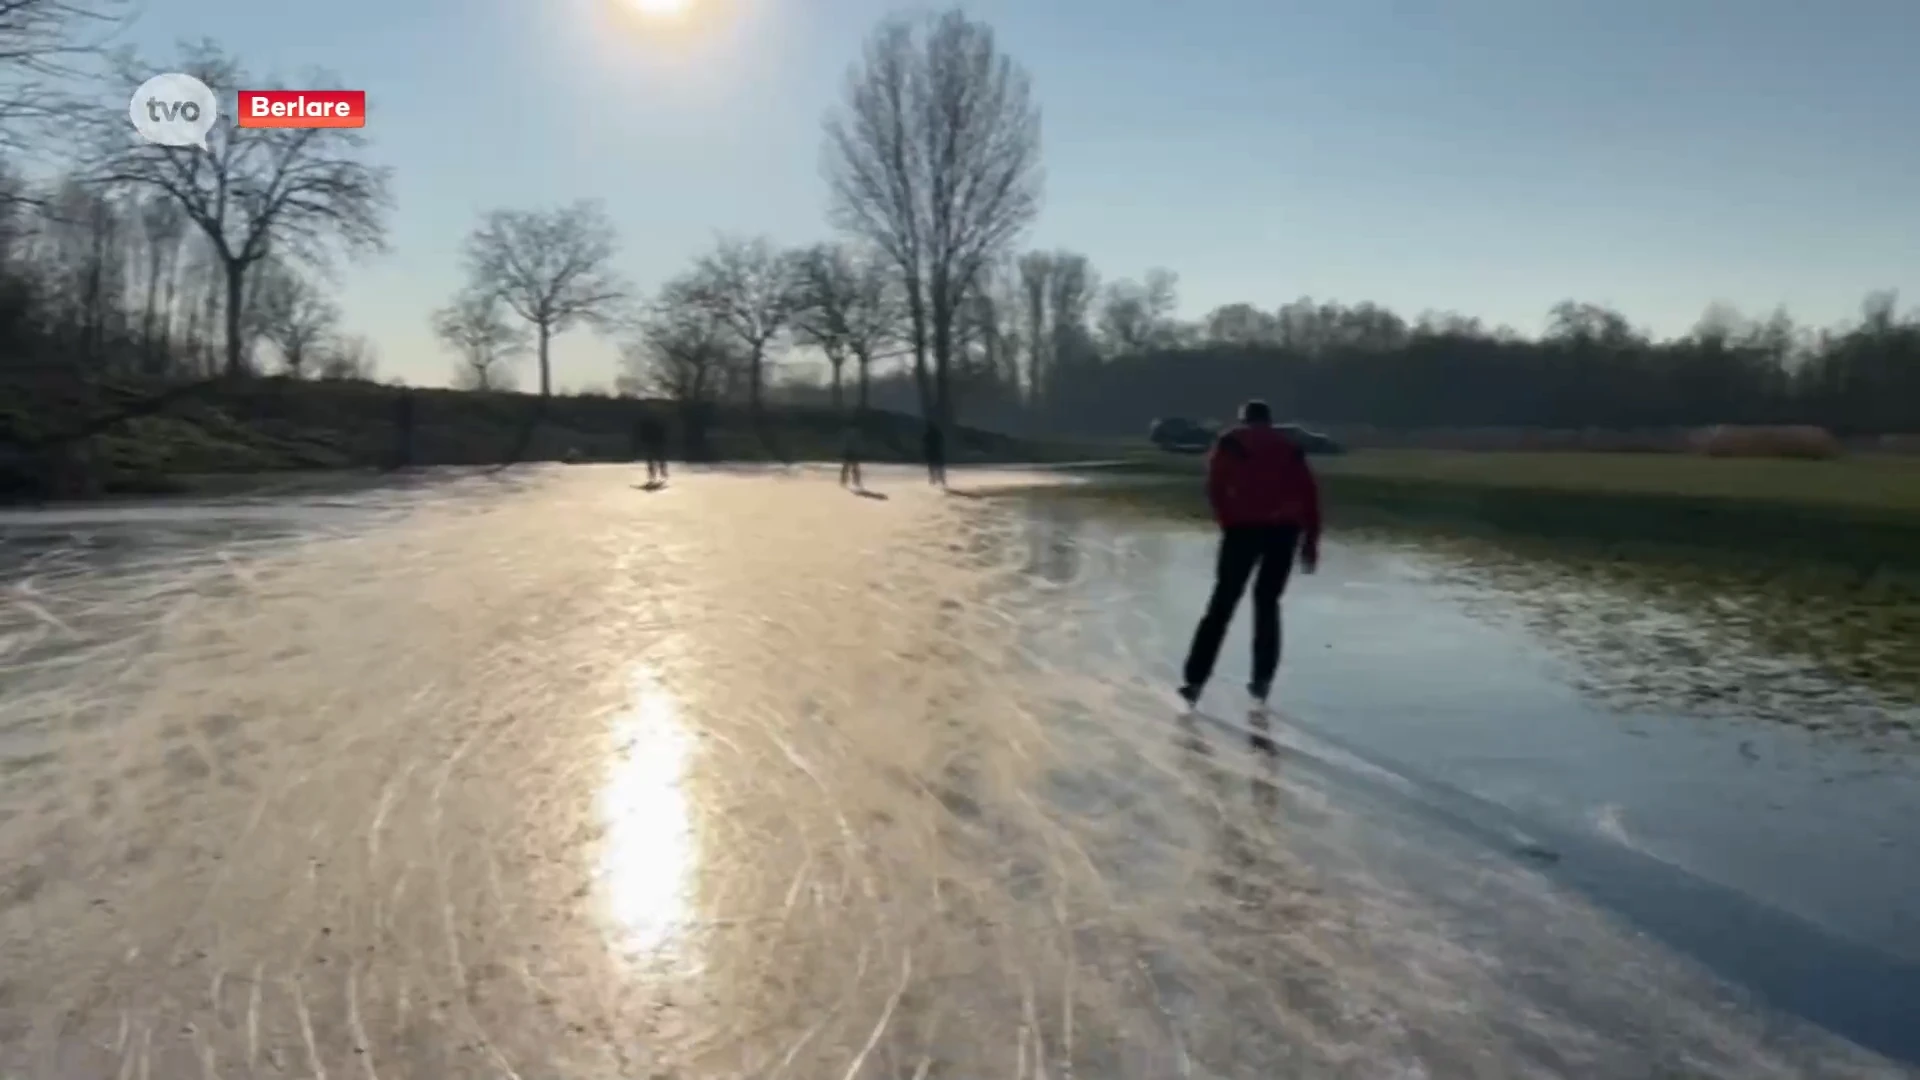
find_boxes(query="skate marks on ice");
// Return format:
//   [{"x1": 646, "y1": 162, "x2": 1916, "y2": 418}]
[
  {"x1": 0, "y1": 467, "x2": 1902, "y2": 1078},
  {"x1": 0, "y1": 470, "x2": 679, "y2": 1078}
]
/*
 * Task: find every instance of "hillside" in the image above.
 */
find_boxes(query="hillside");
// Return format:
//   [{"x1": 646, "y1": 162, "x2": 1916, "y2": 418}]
[{"x1": 0, "y1": 374, "x2": 1056, "y2": 501}]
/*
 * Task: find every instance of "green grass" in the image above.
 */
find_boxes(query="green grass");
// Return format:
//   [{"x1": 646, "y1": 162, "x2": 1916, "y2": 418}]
[
  {"x1": 1093, "y1": 447, "x2": 1920, "y2": 511},
  {"x1": 1320, "y1": 449, "x2": 1920, "y2": 512},
  {"x1": 1022, "y1": 448, "x2": 1920, "y2": 706},
  {"x1": 1058, "y1": 448, "x2": 1920, "y2": 577},
  {"x1": 1011, "y1": 474, "x2": 1920, "y2": 725}
]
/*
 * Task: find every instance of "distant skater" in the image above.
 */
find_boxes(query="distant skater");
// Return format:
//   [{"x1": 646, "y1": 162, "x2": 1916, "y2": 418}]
[
  {"x1": 1178, "y1": 399, "x2": 1321, "y2": 707},
  {"x1": 636, "y1": 411, "x2": 669, "y2": 484},
  {"x1": 922, "y1": 421, "x2": 947, "y2": 487},
  {"x1": 389, "y1": 388, "x2": 417, "y2": 470},
  {"x1": 839, "y1": 420, "x2": 864, "y2": 489}
]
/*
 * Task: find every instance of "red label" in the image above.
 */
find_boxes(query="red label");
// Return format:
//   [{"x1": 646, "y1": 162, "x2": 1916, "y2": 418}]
[{"x1": 236, "y1": 90, "x2": 366, "y2": 128}]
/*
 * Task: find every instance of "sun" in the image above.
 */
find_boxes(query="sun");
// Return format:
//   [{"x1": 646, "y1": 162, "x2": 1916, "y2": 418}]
[{"x1": 628, "y1": 0, "x2": 689, "y2": 16}]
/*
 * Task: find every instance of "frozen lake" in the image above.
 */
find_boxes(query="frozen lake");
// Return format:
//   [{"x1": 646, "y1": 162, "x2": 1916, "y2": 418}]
[{"x1": 0, "y1": 464, "x2": 1913, "y2": 1077}]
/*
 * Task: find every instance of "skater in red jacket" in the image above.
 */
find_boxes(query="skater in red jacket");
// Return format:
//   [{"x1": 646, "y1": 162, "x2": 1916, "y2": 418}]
[{"x1": 1178, "y1": 399, "x2": 1321, "y2": 706}]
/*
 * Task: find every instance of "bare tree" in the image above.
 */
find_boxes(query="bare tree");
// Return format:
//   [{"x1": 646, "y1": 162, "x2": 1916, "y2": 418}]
[
  {"x1": 684, "y1": 235, "x2": 800, "y2": 416},
  {"x1": 791, "y1": 245, "x2": 853, "y2": 410},
  {"x1": 959, "y1": 258, "x2": 1021, "y2": 401},
  {"x1": 824, "y1": 8, "x2": 1042, "y2": 431},
  {"x1": 252, "y1": 261, "x2": 337, "y2": 377},
  {"x1": 845, "y1": 261, "x2": 907, "y2": 415},
  {"x1": 39, "y1": 178, "x2": 127, "y2": 367},
  {"x1": 462, "y1": 199, "x2": 626, "y2": 398},
  {"x1": 0, "y1": 0, "x2": 130, "y2": 159},
  {"x1": 1016, "y1": 250, "x2": 1052, "y2": 408},
  {"x1": 433, "y1": 289, "x2": 527, "y2": 391},
  {"x1": 1046, "y1": 251, "x2": 1097, "y2": 384},
  {"x1": 176, "y1": 233, "x2": 222, "y2": 375},
  {"x1": 459, "y1": 359, "x2": 519, "y2": 393},
  {"x1": 134, "y1": 194, "x2": 186, "y2": 371},
  {"x1": 1202, "y1": 302, "x2": 1279, "y2": 346},
  {"x1": 0, "y1": 162, "x2": 32, "y2": 264},
  {"x1": 624, "y1": 274, "x2": 741, "y2": 405},
  {"x1": 1097, "y1": 267, "x2": 1180, "y2": 355},
  {"x1": 316, "y1": 333, "x2": 376, "y2": 381},
  {"x1": 792, "y1": 242, "x2": 902, "y2": 413},
  {"x1": 84, "y1": 43, "x2": 391, "y2": 378}
]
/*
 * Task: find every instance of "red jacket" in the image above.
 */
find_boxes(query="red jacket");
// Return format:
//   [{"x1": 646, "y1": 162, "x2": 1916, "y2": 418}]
[{"x1": 1205, "y1": 423, "x2": 1322, "y2": 537}]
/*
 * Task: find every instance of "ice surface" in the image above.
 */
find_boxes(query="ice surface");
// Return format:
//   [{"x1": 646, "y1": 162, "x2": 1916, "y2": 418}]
[{"x1": 0, "y1": 466, "x2": 1904, "y2": 1078}]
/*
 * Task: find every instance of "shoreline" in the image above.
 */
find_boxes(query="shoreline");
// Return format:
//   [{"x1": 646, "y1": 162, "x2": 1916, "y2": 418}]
[{"x1": 1051, "y1": 451, "x2": 1920, "y2": 574}]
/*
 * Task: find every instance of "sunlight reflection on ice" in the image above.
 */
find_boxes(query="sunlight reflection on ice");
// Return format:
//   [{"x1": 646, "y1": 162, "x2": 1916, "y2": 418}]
[{"x1": 599, "y1": 666, "x2": 694, "y2": 964}]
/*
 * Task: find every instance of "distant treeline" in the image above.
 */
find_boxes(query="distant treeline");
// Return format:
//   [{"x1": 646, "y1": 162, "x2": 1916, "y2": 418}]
[
  {"x1": 782, "y1": 289, "x2": 1920, "y2": 439},
  {"x1": 0, "y1": 171, "x2": 380, "y2": 385}
]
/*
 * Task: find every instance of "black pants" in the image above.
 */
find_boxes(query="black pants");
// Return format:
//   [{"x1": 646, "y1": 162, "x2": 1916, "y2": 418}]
[
  {"x1": 646, "y1": 453, "x2": 668, "y2": 481},
  {"x1": 1182, "y1": 524, "x2": 1301, "y2": 690}
]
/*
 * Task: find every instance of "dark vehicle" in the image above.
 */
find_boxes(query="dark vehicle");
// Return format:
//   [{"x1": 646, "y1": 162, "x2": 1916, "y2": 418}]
[
  {"x1": 1275, "y1": 423, "x2": 1346, "y2": 456},
  {"x1": 1148, "y1": 417, "x2": 1218, "y2": 453},
  {"x1": 1151, "y1": 417, "x2": 1345, "y2": 456}
]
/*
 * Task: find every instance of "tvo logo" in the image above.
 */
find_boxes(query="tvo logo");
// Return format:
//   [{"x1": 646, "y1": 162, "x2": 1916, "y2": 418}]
[
  {"x1": 128, "y1": 72, "x2": 219, "y2": 151},
  {"x1": 145, "y1": 97, "x2": 202, "y2": 124}
]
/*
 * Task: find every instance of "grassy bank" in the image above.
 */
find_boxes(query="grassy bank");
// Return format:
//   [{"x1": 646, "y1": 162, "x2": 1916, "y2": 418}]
[
  {"x1": 1062, "y1": 449, "x2": 1920, "y2": 577},
  {"x1": 0, "y1": 375, "x2": 1071, "y2": 502},
  {"x1": 1022, "y1": 459, "x2": 1920, "y2": 720}
]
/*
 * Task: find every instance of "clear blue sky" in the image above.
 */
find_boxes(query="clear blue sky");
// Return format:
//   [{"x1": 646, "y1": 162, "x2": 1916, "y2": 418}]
[{"x1": 119, "y1": 0, "x2": 1920, "y2": 389}]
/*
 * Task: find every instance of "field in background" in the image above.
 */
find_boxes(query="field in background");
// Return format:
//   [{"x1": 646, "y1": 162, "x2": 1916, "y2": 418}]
[
  {"x1": 9, "y1": 369, "x2": 1920, "y2": 517},
  {"x1": 1323, "y1": 449, "x2": 1920, "y2": 512},
  {"x1": 1052, "y1": 447, "x2": 1920, "y2": 577},
  {"x1": 1083, "y1": 444, "x2": 1920, "y2": 511},
  {"x1": 1318, "y1": 424, "x2": 1920, "y2": 457},
  {"x1": 1036, "y1": 449, "x2": 1920, "y2": 701}
]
